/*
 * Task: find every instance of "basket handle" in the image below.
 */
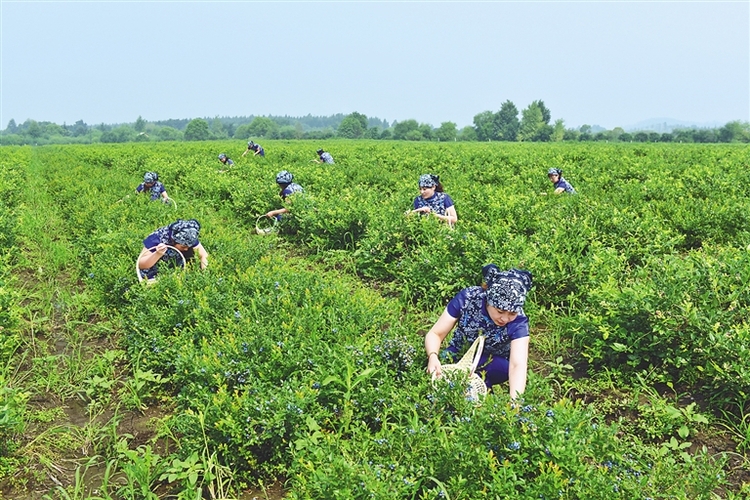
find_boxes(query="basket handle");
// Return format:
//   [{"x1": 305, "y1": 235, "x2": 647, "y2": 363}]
[
  {"x1": 136, "y1": 244, "x2": 187, "y2": 282},
  {"x1": 465, "y1": 336, "x2": 485, "y2": 375}
]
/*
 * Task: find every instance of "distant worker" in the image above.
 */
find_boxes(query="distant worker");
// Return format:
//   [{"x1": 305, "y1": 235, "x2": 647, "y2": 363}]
[
  {"x1": 217, "y1": 153, "x2": 235, "y2": 167},
  {"x1": 135, "y1": 172, "x2": 170, "y2": 203},
  {"x1": 407, "y1": 174, "x2": 457, "y2": 226},
  {"x1": 314, "y1": 148, "x2": 335, "y2": 164},
  {"x1": 546, "y1": 168, "x2": 576, "y2": 194},
  {"x1": 242, "y1": 140, "x2": 265, "y2": 158},
  {"x1": 137, "y1": 219, "x2": 209, "y2": 280},
  {"x1": 265, "y1": 170, "x2": 303, "y2": 220}
]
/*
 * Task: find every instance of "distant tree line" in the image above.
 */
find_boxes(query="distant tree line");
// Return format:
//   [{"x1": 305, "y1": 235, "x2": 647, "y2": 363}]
[{"x1": 2, "y1": 103, "x2": 749, "y2": 146}]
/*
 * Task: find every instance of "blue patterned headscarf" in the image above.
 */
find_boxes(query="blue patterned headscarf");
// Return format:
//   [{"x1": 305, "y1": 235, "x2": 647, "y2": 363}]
[
  {"x1": 169, "y1": 219, "x2": 201, "y2": 247},
  {"x1": 143, "y1": 172, "x2": 158, "y2": 183},
  {"x1": 276, "y1": 170, "x2": 293, "y2": 185},
  {"x1": 547, "y1": 168, "x2": 562, "y2": 177},
  {"x1": 482, "y1": 265, "x2": 533, "y2": 313},
  {"x1": 418, "y1": 174, "x2": 439, "y2": 188}
]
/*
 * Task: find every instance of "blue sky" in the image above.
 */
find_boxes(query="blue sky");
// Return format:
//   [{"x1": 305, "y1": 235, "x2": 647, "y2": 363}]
[{"x1": 1, "y1": 1, "x2": 748, "y2": 130}]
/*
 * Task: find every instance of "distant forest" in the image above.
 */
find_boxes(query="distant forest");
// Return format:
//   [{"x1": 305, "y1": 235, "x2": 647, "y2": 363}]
[{"x1": 2, "y1": 102, "x2": 749, "y2": 145}]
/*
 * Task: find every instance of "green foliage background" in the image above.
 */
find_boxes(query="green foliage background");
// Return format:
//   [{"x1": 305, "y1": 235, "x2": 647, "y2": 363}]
[{"x1": 2, "y1": 140, "x2": 749, "y2": 498}]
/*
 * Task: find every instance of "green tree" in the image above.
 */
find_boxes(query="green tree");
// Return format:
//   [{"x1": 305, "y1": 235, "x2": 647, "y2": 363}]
[
  {"x1": 405, "y1": 130, "x2": 424, "y2": 141},
  {"x1": 278, "y1": 125, "x2": 297, "y2": 139},
  {"x1": 210, "y1": 118, "x2": 228, "y2": 139},
  {"x1": 392, "y1": 119, "x2": 419, "y2": 140},
  {"x1": 418, "y1": 123, "x2": 434, "y2": 141},
  {"x1": 233, "y1": 123, "x2": 252, "y2": 139},
  {"x1": 247, "y1": 117, "x2": 279, "y2": 138},
  {"x1": 473, "y1": 111, "x2": 496, "y2": 141},
  {"x1": 364, "y1": 127, "x2": 381, "y2": 139},
  {"x1": 337, "y1": 112, "x2": 368, "y2": 139},
  {"x1": 72, "y1": 120, "x2": 88, "y2": 137},
  {"x1": 718, "y1": 121, "x2": 749, "y2": 143},
  {"x1": 101, "y1": 125, "x2": 135, "y2": 143},
  {"x1": 693, "y1": 129, "x2": 716, "y2": 143},
  {"x1": 633, "y1": 131, "x2": 649, "y2": 142},
  {"x1": 26, "y1": 120, "x2": 42, "y2": 139},
  {"x1": 44, "y1": 123, "x2": 68, "y2": 137},
  {"x1": 458, "y1": 126, "x2": 477, "y2": 141},
  {"x1": 134, "y1": 116, "x2": 146, "y2": 133},
  {"x1": 184, "y1": 118, "x2": 210, "y2": 141},
  {"x1": 551, "y1": 119, "x2": 565, "y2": 142},
  {"x1": 518, "y1": 104, "x2": 544, "y2": 141},
  {"x1": 563, "y1": 128, "x2": 580, "y2": 141},
  {"x1": 608, "y1": 127, "x2": 625, "y2": 141},
  {"x1": 5, "y1": 119, "x2": 17, "y2": 134},
  {"x1": 494, "y1": 101, "x2": 519, "y2": 141},
  {"x1": 531, "y1": 100, "x2": 551, "y2": 124},
  {"x1": 157, "y1": 126, "x2": 183, "y2": 141},
  {"x1": 435, "y1": 122, "x2": 457, "y2": 142}
]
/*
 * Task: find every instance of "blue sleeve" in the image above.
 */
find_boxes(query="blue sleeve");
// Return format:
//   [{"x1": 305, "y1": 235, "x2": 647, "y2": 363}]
[
  {"x1": 507, "y1": 314, "x2": 529, "y2": 340},
  {"x1": 446, "y1": 288, "x2": 471, "y2": 318},
  {"x1": 443, "y1": 194, "x2": 454, "y2": 209},
  {"x1": 136, "y1": 183, "x2": 144, "y2": 193},
  {"x1": 143, "y1": 232, "x2": 160, "y2": 250},
  {"x1": 413, "y1": 197, "x2": 421, "y2": 210}
]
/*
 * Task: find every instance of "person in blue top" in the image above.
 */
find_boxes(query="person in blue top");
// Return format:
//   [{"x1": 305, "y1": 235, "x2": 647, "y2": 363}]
[
  {"x1": 135, "y1": 172, "x2": 170, "y2": 202},
  {"x1": 137, "y1": 219, "x2": 209, "y2": 280},
  {"x1": 546, "y1": 168, "x2": 576, "y2": 194},
  {"x1": 242, "y1": 140, "x2": 265, "y2": 158},
  {"x1": 424, "y1": 265, "x2": 533, "y2": 398},
  {"x1": 314, "y1": 149, "x2": 335, "y2": 164},
  {"x1": 408, "y1": 174, "x2": 457, "y2": 226},
  {"x1": 217, "y1": 153, "x2": 235, "y2": 167},
  {"x1": 265, "y1": 170, "x2": 303, "y2": 220}
]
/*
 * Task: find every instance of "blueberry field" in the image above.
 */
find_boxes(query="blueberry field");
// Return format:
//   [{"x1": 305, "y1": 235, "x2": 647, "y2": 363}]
[{"x1": 1, "y1": 140, "x2": 750, "y2": 499}]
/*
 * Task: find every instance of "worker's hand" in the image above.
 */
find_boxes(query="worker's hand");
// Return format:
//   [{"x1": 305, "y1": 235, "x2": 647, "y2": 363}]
[
  {"x1": 413, "y1": 206, "x2": 431, "y2": 214},
  {"x1": 155, "y1": 243, "x2": 168, "y2": 255},
  {"x1": 427, "y1": 355, "x2": 442, "y2": 378}
]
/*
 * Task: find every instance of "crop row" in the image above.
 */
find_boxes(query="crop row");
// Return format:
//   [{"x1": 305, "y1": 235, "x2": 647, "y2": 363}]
[{"x1": 2, "y1": 141, "x2": 742, "y2": 497}]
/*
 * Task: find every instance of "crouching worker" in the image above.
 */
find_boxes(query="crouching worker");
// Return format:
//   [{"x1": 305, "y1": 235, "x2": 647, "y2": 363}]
[
  {"x1": 136, "y1": 172, "x2": 170, "y2": 203},
  {"x1": 424, "y1": 265, "x2": 532, "y2": 399},
  {"x1": 265, "y1": 170, "x2": 303, "y2": 221},
  {"x1": 137, "y1": 219, "x2": 208, "y2": 280}
]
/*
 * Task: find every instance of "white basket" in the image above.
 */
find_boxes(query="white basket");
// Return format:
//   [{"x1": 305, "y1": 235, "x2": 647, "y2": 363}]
[
  {"x1": 255, "y1": 215, "x2": 278, "y2": 235},
  {"x1": 136, "y1": 245, "x2": 186, "y2": 284},
  {"x1": 432, "y1": 336, "x2": 487, "y2": 402}
]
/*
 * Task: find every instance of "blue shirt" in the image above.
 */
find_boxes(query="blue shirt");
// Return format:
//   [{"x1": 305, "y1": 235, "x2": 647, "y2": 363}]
[
  {"x1": 136, "y1": 181, "x2": 167, "y2": 201},
  {"x1": 281, "y1": 183, "x2": 303, "y2": 200},
  {"x1": 248, "y1": 144, "x2": 265, "y2": 157},
  {"x1": 554, "y1": 177, "x2": 576, "y2": 194},
  {"x1": 446, "y1": 286, "x2": 529, "y2": 359},
  {"x1": 320, "y1": 152, "x2": 334, "y2": 164},
  {"x1": 140, "y1": 225, "x2": 200, "y2": 279},
  {"x1": 413, "y1": 192, "x2": 454, "y2": 215}
]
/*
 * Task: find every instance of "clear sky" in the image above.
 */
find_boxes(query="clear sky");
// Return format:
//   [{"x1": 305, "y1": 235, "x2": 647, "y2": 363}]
[{"x1": 1, "y1": 1, "x2": 748, "y2": 130}]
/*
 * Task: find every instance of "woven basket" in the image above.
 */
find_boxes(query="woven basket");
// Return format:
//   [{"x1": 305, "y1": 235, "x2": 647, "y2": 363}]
[
  {"x1": 164, "y1": 197, "x2": 177, "y2": 209},
  {"x1": 433, "y1": 336, "x2": 487, "y2": 402},
  {"x1": 136, "y1": 245, "x2": 186, "y2": 284},
  {"x1": 255, "y1": 215, "x2": 278, "y2": 235}
]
